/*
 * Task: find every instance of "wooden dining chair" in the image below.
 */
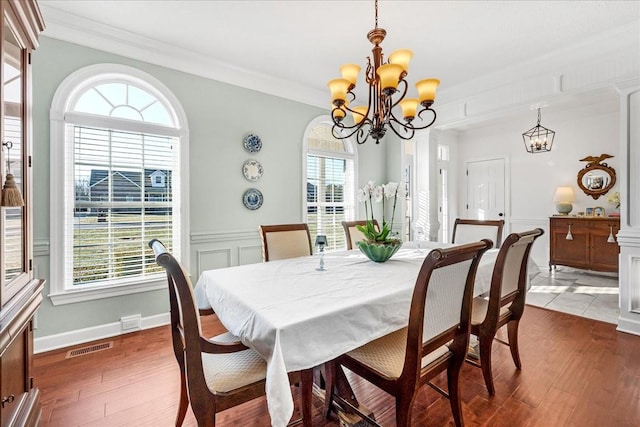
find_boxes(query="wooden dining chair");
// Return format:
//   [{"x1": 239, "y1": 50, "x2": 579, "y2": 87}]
[
  {"x1": 149, "y1": 239, "x2": 313, "y2": 427},
  {"x1": 452, "y1": 218, "x2": 505, "y2": 248},
  {"x1": 342, "y1": 220, "x2": 380, "y2": 249},
  {"x1": 259, "y1": 223, "x2": 313, "y2": 261},
  {"x1": 466, "y1": 228, "x2": 544, "y2": 395},
  {"x1": 324, "y1": 239, "x2": 493, "y2": 427}
]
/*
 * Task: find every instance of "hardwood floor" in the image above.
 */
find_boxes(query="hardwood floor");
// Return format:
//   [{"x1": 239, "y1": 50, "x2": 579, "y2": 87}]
[{"x1": 34, "y1": 305, "x2": 640, "y2": 426}]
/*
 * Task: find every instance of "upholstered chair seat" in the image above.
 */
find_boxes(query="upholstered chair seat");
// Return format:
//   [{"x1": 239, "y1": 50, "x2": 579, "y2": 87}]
[
  {"x1": 346, "y1": 327, "x2": 451, "y2": 380},
  {"x1": 470, "y1": 298, "x2": 510, "y2": 326},
  {"x1": 200, "y1": 331, "x2": 267, "y2": 393}
]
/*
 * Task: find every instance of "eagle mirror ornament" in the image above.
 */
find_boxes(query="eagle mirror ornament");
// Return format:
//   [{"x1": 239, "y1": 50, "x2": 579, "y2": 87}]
[{"x1": 577, "y1": 154, "x2": 616, "y2": 200}]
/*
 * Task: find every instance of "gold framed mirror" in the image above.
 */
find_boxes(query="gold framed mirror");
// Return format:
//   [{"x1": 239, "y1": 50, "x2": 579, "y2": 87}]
[{"x1": 577, "y1": 154, "x2": 616, "y2": 200}]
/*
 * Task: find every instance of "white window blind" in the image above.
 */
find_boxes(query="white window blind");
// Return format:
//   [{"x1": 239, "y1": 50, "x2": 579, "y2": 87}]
[
  {"x1": 305, "y1": 122, "x2": 355, "y2": 251},
  {"x1": 67, "y1": 125, "x2": 176, "y2": 286}
]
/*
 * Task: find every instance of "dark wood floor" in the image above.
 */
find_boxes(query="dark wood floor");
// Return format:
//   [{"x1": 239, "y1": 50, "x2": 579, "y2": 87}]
[{"x1": 34, "y1": 305, "x2": 640, "y2": 426}]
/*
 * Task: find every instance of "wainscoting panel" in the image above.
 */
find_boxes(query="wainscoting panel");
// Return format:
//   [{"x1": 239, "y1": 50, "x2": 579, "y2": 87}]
[
  {"x1": 238, "y1": 245, "x2": 263, "y2": 265},
  {"x1": 509, "y1": 217, "x2": 550, "y2": 268},
  {"x1": 191, "y1": 228, "x2": 263, "y2": 276},
  {"x1": 196, "y1": 248, "x2": 232, "y2": 275}
]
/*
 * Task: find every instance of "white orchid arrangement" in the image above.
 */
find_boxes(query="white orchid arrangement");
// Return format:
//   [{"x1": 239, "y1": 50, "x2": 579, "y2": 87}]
[
  {"x1": 356, "y1": 181, "x2": 404, "y2": 243},
  {"x1": 607, "y1": 191, "x2": 620, "y2": 209}
]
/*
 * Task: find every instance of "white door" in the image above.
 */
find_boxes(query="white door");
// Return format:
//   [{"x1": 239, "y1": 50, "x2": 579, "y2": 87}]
[{"x1": 466, "y1": 158, "x2": 505, "y2": 220}]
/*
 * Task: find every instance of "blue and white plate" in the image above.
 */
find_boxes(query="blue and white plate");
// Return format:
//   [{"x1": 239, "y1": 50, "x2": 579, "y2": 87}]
[
  {"x1": 243, "y1": 134, "x2": 262, "y2": 153},
  {"x1": 243, "y1": 159, "x2": 264, "y2": 181},
  {"x1": 243, "y1": 188, "x2": 263, "y2": 210}
]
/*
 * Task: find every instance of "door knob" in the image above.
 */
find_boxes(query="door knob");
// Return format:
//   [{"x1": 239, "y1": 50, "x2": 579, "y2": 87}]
[{"x1": 498, "y1": 213, "x2": 504, "y2": 217}]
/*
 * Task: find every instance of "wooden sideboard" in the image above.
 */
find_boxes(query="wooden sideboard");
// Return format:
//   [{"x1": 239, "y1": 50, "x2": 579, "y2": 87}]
[{"x1": 549, "y1": 216, "x2": 620, "y2": 272}]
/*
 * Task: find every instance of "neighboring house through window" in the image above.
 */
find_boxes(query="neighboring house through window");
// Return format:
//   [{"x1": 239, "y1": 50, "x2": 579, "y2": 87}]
[
  {"x1": 49, "y1": 64, "x2": 189, "y2": 305},
  {"x1": 303, "y1": 117, "x2": 357, "y2": 250}
]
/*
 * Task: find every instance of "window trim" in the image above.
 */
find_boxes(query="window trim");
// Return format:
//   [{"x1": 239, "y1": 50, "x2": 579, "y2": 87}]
[
  {"x1": 49, "y1": 64, "x2": 190, "y2": 305},
  {"x1": 302, "y1": 116, "x2": 358, "y2": 249}
]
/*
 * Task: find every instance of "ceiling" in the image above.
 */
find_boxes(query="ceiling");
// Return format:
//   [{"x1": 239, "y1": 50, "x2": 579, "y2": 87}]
[{"x1": 39, "y1": 1, "x2": 640, "y2": 116}]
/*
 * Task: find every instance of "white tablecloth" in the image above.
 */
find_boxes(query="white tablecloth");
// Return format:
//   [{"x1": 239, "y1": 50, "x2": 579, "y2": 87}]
[{"x1": 193, "y1": 242, "x2": 538, "y2": 426}]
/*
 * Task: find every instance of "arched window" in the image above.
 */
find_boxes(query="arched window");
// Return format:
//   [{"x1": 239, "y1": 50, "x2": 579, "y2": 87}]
[
  {"x1": 303, "y1": 117, "x2": 357, "y2": 250},
  {"x1": 49, "y1": 64, "x2": 189, "y2": 304}
]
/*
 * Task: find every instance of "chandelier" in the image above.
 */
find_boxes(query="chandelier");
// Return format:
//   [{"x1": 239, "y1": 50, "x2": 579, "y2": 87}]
[
  {"x1": 522, "y1": 108, "x2": 555, "y2": 154},
  {"x1": 327, "y1": 0, "x2": 439, "y2": 144}
]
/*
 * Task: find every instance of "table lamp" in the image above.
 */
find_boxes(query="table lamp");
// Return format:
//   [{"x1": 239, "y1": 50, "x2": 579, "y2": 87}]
[
  {"x1": 554, "y1": 186, "x2": 575, "y2": 215},
  {"x1": 315, "y1": 235, "x2": 327, "y2": 271}
]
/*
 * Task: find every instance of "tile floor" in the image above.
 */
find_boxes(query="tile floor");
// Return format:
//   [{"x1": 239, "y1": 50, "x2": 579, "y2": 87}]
[{"x1": 526, "y1": 265, "x2": 619, "y2": 325}]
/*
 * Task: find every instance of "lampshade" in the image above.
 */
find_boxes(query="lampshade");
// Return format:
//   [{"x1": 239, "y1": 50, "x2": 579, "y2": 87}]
[
  {"x1": 328, "y1": 78, "x2": 351, "y2": 106},
  {"x1": 554, "y1": 186, "x2": 575, "y2": 215},
  {"x1": 415, "y1": 78, "x2": 440, "y2": 106},
  {"x1": 340, "y1": 64, "x2": 361, "y2": 87},
  {"x1": 352, "y1": 106, "x2": 368, "y2": 125},
  {"x1": 399, "y1": 98, "x2": 419, "y2": 121},
  {"x1": 389, "y1": 49, "x2": 413, "y2": 74},
  {"x1": 376, "y1": 63, "x2": 404, "y2": 94},
  {"x1": 554, "y1": 186, "x2": 576, "y2": 202}
]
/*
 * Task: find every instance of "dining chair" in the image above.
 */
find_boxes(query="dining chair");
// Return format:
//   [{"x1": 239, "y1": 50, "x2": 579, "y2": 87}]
[
  {"x1": 324, "y1": 239, "x2": 493, "y2": 427},
  {"x1": 451, "y1": 218, "x2": 505, "y2": 248},
  {"x1": 149, "y1": 239, "x2": 313, "y2": 427},
  {"x1": 466, "y1": 228, "x2": 544, "y2": 395},
  {"x1": 342, "y1": 220, "x2": 380, "y2": 250},
  {"x1": 259, "y1": 223, "x2": 313, "y2": 261}
]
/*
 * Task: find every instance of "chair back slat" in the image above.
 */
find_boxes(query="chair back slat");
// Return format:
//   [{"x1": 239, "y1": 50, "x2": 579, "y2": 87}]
[
  {"x1": 452, "y1": 218, "x2": 504, "y2": 248},
  {"x1": 259, "y1": 224, "x2": 312, "y2": 261}
]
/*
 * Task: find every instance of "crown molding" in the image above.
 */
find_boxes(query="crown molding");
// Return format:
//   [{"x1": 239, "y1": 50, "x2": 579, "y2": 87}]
[
  {"x1": 39, "y1": 5, "x2": 328, "y2": 108},
  {"x1": 40, "y1": 5, "x2": 639, "y2": 125}
]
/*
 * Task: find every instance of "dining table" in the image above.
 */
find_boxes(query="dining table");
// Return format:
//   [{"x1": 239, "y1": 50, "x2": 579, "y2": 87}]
[{"x1": 193, "y1": 241, "x2": 539, "y2": 427}]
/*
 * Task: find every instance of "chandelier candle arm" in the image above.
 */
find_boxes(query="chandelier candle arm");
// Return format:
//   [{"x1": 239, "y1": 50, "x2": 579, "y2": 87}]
[{"x1": 327, "y1": 0, "x2": 439, "y2": 144}]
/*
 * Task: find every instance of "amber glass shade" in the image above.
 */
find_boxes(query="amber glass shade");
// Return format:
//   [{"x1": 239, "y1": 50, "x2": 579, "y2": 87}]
[
  {"x1": 399, "y1": 98, "x2": 419, "y2": 121},
  {"x1": 389, "y1": 49, "x2": 413, "y2": 74},
  {"x1": 376, "y1": 64, "x2": 404, "y2": 93},
  {"x1": 352, "y1": 106, "x2": 368, "y2": 125},
  {"x1": 340, "y1": 64, "x2": 361, "y2": 87},
  {"x1": 332, "y1": 105, "x2": 346, "y2": 120},
  {"x1": 416, "y1": 78, "x2": 440, "y2": 105},
  {"x1": 328, "y1": 78, "x2": 351, "y2": 105}
]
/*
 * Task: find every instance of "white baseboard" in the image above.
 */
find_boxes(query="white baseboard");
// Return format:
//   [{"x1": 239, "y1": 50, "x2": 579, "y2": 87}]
[
  {"x1": 617, "y1": 316, "x2": 640, "y2": 337},
  {"x1": 34, "y1": 312, "x2": 170, "y2": 354}
]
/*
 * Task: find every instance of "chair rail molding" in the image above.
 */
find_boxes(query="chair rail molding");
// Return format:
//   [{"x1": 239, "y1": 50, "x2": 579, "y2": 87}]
[{"x1": 190, "y1": 228, "x2": 259, "y2": 244}]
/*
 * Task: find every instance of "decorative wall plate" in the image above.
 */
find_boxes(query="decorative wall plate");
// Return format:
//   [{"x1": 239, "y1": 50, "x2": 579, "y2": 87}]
[
  {"x1": 242, "y1": 159, "x2": 264, "y2": 181},
  {"x1": 243, "y1": 188, "x2": 263, "y2": 210},
  {"x1": 243, "y1": 134, "x2": 262, "y2": 153}
]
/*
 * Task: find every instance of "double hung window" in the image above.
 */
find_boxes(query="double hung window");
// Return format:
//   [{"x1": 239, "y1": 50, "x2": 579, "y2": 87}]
[
  {"x1": 304, "y1": 118, "x2": 356, "y2": 250},
  {"x1": 50, "y1": 65, "x2": 188, "y2": 304}
]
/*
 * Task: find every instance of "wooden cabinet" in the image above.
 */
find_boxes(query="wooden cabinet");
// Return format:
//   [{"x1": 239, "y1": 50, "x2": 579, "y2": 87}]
[
  {"x1": 549, "y1": 216, "x2": 620, "y2": 272},
  {"x1": 0, "y1": 2, "x2": 44, "y2": 426}
]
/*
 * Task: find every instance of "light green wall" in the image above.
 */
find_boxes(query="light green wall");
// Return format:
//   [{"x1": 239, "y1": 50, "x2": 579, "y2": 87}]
[{"x1": 31, "y1": 37, "x2": 386, "y2": 338}]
